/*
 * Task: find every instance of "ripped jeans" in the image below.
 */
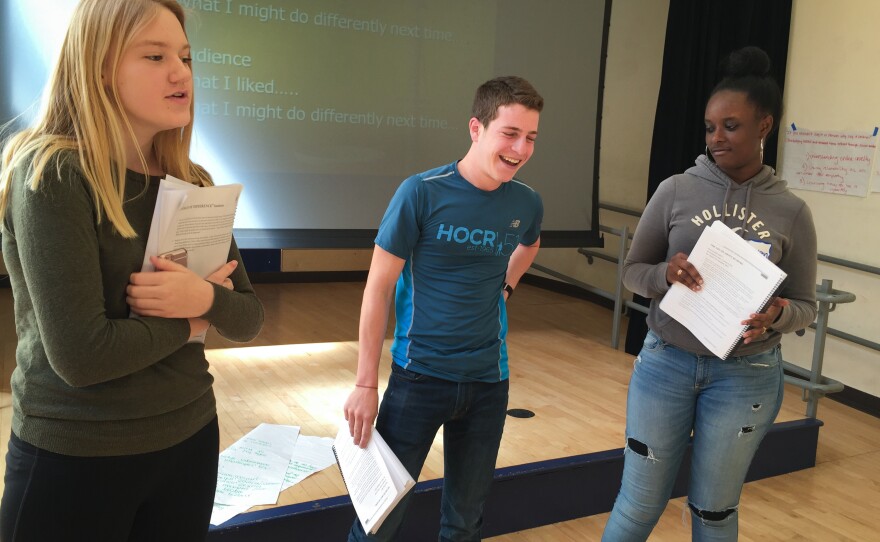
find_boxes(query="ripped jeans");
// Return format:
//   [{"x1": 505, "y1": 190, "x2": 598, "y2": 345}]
[{"x1": 602, "y1": 330, "x2": 784, "y2": 542}]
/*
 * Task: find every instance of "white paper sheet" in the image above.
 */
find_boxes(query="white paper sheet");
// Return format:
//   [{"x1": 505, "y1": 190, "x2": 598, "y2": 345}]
[
  {"x1": 281, "y1": 435, "x2": 336, "y2": 491},
  {"x1": 212, "y1": 424, "x2": 300, "y2": 510},
  {"x1": 210, "y1": 427, "x2": 341, "y2": 526}
]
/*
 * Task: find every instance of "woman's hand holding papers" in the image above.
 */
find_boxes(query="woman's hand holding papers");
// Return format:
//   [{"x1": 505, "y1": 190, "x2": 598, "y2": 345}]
[
  {"x1": 666, "y1": 252, "x2": 703, "y2": 291},
  {"x1": 741, "y1": 297, "x2": 789, "y2": 344},
  {"x1": 127, "y1": 256, "x2": 237, "y2": 318}
]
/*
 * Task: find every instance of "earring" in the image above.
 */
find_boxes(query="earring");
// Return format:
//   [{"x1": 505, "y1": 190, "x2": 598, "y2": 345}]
[{"x1": 759, "y1": 138, "x2": 764, "y2": 163}]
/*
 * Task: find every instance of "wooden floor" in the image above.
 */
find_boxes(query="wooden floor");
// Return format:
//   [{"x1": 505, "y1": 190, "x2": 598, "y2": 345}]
[{"x1": 2, "y1": 281, "x2": 880, "y2": 540}]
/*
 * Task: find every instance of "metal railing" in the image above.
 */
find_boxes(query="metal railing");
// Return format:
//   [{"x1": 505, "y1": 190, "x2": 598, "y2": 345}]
[{"x1": 788, "y1": 279, "x2": 854, "y2": 417}]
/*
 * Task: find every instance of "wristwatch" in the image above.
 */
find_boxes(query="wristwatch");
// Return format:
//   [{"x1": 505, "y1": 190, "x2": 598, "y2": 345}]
[{"x1": 503, "y1": 282, "x2": 514, "y2": 298}]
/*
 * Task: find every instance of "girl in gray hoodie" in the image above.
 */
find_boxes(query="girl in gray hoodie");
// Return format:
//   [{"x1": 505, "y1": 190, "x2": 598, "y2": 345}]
[{"x1": 603, "y1": 47, "x2": 817, "y2": 541}]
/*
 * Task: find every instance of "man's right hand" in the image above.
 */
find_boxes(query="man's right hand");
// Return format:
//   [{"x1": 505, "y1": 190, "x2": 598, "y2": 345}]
[{"x1": 343, "y1": 386, "x2": 379, "y2": 448}]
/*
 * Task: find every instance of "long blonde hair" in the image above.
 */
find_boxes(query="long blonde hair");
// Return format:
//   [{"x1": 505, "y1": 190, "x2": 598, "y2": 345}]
[{"x1": 0, "y1": 0, "x2": 211, "y2": 238}]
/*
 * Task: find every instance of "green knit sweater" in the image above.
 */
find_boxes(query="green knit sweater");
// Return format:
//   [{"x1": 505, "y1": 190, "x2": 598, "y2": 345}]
[{"x1": 2, "y1": 154, "x2": 264, "y2": 456}]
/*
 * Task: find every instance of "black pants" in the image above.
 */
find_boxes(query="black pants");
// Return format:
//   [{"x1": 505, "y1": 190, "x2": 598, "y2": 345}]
[{"x1": 0, "y1": 417, "x2": 219, "y2": 542}]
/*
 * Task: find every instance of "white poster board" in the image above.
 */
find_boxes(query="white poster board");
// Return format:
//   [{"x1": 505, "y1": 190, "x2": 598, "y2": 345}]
[{"x1": 781, "y1": 127, "x2": 876, "y2": 197}]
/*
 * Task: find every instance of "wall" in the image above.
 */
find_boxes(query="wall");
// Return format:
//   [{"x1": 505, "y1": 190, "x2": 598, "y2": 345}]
[
  {"x1": 532, "y1": 0, "x2": 668, "y2": 296},
  {"x1": 775, "y1": 0, "x2": 880, "y2": 397}
]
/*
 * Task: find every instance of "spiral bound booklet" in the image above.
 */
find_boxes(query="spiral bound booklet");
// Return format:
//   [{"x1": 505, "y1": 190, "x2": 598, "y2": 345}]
[
  {"x1": 659, "y1": 220, "x2": 787, "y2": 359},
  {"x1": 333, "y1": 425, "x2": 415, "y2": 535}
]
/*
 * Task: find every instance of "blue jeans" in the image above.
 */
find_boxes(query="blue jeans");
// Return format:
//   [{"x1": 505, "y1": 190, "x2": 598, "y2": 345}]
[
  {"x1": 602, "y1": 331, "x2": 784, "y2": 542},
  {"x1": 348, "y1": 363, "x2": 509, "y2": 542}
]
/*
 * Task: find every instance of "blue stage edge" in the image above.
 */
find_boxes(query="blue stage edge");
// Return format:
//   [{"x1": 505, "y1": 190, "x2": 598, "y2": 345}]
[{"x1": 208, "y1": 418, "x2": 822, "y2": 541}]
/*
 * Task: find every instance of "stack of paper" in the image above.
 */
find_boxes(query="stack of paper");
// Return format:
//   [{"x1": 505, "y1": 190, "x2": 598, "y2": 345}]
[
  {"x1": 140, "y1": 175, "x2": 242, "y2": 278},
  {"x1": 659, "y1": 221, "x2": 787, "y2": 359},
  {"x1": 333, "y1": 425, "x2": 415, "y2": 535},
  {"x1": 137, "y1": 175, "x2": 243, "y2": 343}
]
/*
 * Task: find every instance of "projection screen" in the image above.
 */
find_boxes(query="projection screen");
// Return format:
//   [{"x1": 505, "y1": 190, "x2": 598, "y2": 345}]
[{"x1": 1, "y1": 0, "x2": 610, "y2": 248}]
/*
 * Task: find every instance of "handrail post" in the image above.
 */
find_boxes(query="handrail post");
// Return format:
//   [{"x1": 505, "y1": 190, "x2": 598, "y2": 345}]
[
  {"x1": 805, "y1": 279, "x2": 833, "y2": 418},
  {"x1": 610, "y1": 225, "x2": 628, "y2": 349}
]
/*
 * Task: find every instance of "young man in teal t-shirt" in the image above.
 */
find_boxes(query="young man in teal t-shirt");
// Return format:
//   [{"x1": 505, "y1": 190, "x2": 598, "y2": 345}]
[{"x1": 343, "y1": 76, "x2": 544, "y2": 541}]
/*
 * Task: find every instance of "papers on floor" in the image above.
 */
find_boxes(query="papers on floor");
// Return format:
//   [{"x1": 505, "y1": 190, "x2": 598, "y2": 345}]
[
  {"x1": 210, "y1": 424, "x2": 337, "y2": 526},
  {"x1": 659, "y1": 221, "x2": 787, "y2": 359},
  {"x1": 281, "y1": 435, "x2": 336, "y2": 491},
  {"x1": 333, "y1": 425, "x2": 415, "y2": 535}
]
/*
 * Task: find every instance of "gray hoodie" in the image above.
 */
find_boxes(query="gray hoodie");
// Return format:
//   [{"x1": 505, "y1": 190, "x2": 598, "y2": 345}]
[{"x1": 623, "y1": 155, "x2": 818, "y2": 357}]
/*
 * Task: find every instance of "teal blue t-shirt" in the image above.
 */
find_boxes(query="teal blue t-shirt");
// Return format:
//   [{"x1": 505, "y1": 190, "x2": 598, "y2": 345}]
[{"x1": 375, "y1": 161, "x2": 543, "y2": 382}]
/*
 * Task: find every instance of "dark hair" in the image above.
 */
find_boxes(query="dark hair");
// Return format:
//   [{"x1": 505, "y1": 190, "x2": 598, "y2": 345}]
[
  {"x1": 711, "y1": 46, "x2": 783, "y2": 135},
  {"x1": 471, "y1": 76, "x2": 544, "y2": 127}
]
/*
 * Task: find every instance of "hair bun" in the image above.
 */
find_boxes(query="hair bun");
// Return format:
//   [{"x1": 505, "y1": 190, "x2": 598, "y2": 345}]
[{"x1": 720, "y1": 46, "x2": 772, "y2": 79}]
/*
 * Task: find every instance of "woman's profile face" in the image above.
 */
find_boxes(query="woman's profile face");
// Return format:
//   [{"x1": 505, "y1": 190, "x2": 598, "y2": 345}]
[
  {"x1": 704, "y1": 89, "x2": 771, "y2": 183},
  {"x1": 113, "y1": 7, "x2": 193, "y2": 149}
]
